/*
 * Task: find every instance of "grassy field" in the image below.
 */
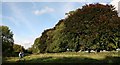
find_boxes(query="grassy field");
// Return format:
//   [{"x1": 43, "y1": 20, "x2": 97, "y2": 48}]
[{"x1": 3, "y1": 51, "x2": 120, "y2": 63}]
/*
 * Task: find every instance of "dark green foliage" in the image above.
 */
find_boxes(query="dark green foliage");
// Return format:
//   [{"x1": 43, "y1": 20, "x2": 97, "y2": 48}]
[
  {"x1": 13, "y1": 44, "x2": 25, "y2": 52},
  {"x1": 0, "y1": 26, "x2": 14, "y2": 56},
  {"x1": 32, "y1": 3, "x2": 120, "y2": 53},
  {"x1": 12, "y1": 44, "x2": 25, "y2": 56},
  {"x1": 26, "y1": 47, "x2": 33, "y2": 54}
]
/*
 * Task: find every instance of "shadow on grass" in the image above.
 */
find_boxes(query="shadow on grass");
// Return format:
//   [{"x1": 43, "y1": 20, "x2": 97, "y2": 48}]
[
  {"x1": 18, "y1": 56, "x2": 120, "y2": 63},
  {"x1": 3, "y1": 56, "x2": 120, "y2": 64}
]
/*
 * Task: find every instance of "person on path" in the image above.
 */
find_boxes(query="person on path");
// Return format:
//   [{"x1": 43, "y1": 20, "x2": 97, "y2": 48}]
[{"x1": 19, "y1": 51, "x2": 24, "y2": 61}]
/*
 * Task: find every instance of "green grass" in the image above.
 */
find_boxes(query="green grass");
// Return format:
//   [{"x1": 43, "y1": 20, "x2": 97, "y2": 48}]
[{"x1": 3, "y1": 51, "x2": 120, "y2": 63}]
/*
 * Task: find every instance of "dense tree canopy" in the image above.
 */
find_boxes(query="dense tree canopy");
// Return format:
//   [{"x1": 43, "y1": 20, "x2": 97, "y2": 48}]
[
  {"x1": 0, "y1": 26, "x2": 14, "y2": 56},
  {"x1": 13, "y1": 44, "x2": 25, "y2": 52},
  {"x1": 32, "y1": 3, "x2": 120, "y2": 53}
]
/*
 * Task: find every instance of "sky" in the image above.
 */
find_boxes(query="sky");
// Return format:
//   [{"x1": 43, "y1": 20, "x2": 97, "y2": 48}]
[{"x1": 1, "y1": 0, "x2": 120, "y2": 49}]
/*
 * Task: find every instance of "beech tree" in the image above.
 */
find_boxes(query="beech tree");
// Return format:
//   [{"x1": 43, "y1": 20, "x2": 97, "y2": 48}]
[{"x1": 32, "y1": 3, "x2": 120, "y2": 53}]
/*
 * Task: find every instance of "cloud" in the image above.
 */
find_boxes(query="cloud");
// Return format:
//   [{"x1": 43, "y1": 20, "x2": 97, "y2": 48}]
[
  {"x1": 14, "y1": 38, "x2": 34, "y2": 49},
  {"x1": 118, "y1": 1, "x2": 120, "y2": 17},
  {"x1": 2, "y1": 16, "x2": 20, "y2": 26},
  {"x1": 1, "y1": 15, "x2": 17, "y2": 26},
  {"x1": 110, "y1": 0, "x2": 120, "y2": 17},
  {"x1": 24, "y1": 0, "x2": 111, "y2": 2},
  {"x1": 0, "y1": 15, "x2": 3, "y2": 26},
  {"x1": 2, "y1": 0, "x2": 33, "y2": 2},
  {"x1": 110, "y1": 0, "x2": 120, "y2": 10},
  {"x1": 100, "y1": 3, "x2": 107, "y2": 5},
  {"x1": 14, "y1": 34, "x2": 36, "y2": 49},
  {"x1": 6, "y1": 3, "x2": 36, "y2": 34},
  {"x1": 34, "y1": 7, "x2": 55, "y2": 15},
  {"x1": 0, "y1": 22, "x2": 4, "y2": 26},
  {"x1": 32, "y1": 0, "x2": 87, "y2": 2},
  {"x1": 2, "y1": 0, "x2": 111, "y2": 2},
  {"x1": 61, "y1": 2, "x2": 78, "y2": 18},
  {"x1": 63, "y1": 3, "x2": 75, "y2": 13}
]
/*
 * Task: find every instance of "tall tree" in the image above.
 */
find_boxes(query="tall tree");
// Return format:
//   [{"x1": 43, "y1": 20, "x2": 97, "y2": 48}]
[
  {"x1": 0, "y1": 26, "x2": 14, "y2": 56},
  {"x1": 32, "y1": 3, "x2": 120, "y2": 53}
]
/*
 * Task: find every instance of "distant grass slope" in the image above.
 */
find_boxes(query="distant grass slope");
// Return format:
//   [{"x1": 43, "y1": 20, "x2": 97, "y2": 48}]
[{"x1": 3, "y1": 51, "x2": 120, "y2": 63}]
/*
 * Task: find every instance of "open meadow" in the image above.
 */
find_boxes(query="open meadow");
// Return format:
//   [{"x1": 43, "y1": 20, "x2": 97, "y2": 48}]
[{"x1": 3, "y1": 51, "x2": 120, "y2": 63}]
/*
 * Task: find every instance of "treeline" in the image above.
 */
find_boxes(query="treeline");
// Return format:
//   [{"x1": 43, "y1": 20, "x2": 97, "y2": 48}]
[{"x1": 31, "y1": 3, "x2": 120, "y2": 53}]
